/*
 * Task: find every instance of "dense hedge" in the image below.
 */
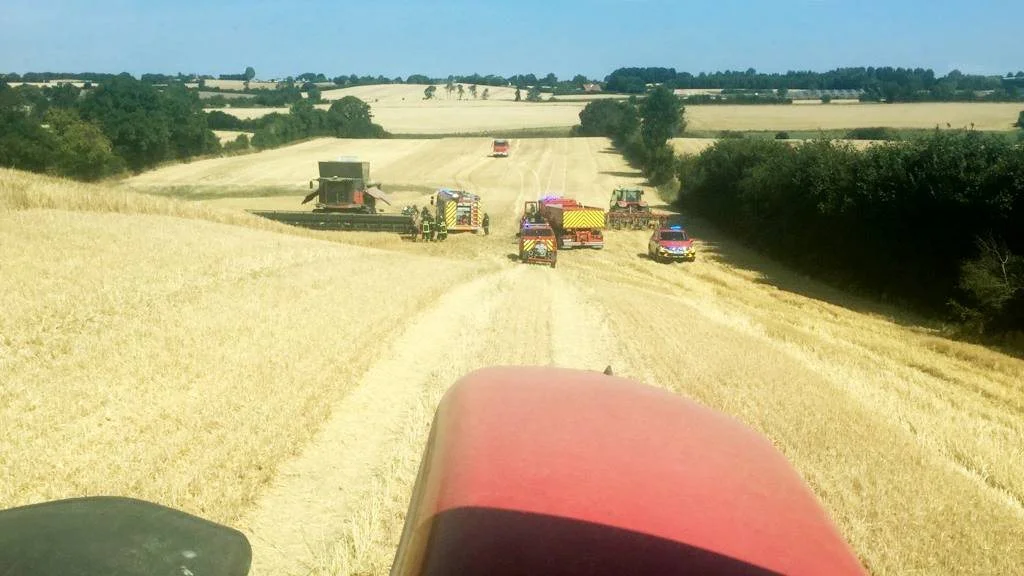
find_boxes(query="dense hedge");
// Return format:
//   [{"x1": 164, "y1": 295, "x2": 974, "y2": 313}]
[
  {"x1": 248, "y1": 97, "x2": 387, "y2": 149},
  {"x1": 1, "y1": 77, "x2": 216, "y2": 179},
  {"x1": 676, "y1": 132, "x2": 1024, "y2": 334}
]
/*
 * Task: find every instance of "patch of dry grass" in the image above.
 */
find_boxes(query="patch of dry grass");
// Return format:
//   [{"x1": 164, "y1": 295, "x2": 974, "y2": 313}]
[
  {"x1": 669, "y1": 137, "x2": 883, "y2": 156},
  {"x1": 0, "y1": 168, "x2": 482, "y2": 526},
  {"x1": 213, "y1": 130, "x2": 254, "y2": 144}
]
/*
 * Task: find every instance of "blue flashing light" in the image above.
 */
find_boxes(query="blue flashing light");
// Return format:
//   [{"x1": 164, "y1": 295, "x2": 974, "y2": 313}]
[{"x1": 669, "y1": 225, "x2": 683, "y2": 230}]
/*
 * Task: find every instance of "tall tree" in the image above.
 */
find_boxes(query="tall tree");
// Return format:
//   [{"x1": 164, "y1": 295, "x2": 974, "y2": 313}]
[
  {"x1": 469, "y1": 84, "x2": 478, "y2": 99},
  {"x1": 457, "y1": 84, "x2": 465, "y2": 100},
  {"x1": 244, "y1": 66, "x2": 256, "y2": 81},
  {"x1": 639, "y1": 86, "x2": 684, "y2": 149},
  {"x1": 43, "y1": 108, "x2": 124, "y2": 180}
]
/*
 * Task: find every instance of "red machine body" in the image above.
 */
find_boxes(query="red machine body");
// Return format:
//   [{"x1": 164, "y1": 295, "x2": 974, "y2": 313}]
[{"x1": 390, "y1": 366, "x2": 867, "y2": 576}]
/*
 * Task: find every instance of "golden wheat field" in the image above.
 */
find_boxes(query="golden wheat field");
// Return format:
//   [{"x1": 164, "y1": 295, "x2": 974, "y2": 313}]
[
  {"x1": 3, "y1": 136, "x2": 1023, "y2": 576},
  {"x1": 212, "y1": 84, "x2": 1023, "y2": 135},
  {"x1": 684, "y1": 102, "x2": 1023, "y2": 131}
]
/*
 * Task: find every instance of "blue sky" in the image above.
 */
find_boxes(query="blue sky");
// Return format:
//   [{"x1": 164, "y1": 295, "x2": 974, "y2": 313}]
[{"x1": 2, "y1": 0, "x2": 1021, "y2": 79}]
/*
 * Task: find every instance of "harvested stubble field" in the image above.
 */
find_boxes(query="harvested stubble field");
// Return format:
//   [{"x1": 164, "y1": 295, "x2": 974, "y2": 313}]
[
  {"x1": 2, "y1": 136, "x2": 1023, "y2": 576},
  {"x1": 683, "y1": 102, "x2": 1023, "y2": 132},
  {"x1": 212, "y1": 85, "x2": 1023, "y2": 136},
  {"x1": 668, "y1": 137, "x2": 883, "y2": 156}
]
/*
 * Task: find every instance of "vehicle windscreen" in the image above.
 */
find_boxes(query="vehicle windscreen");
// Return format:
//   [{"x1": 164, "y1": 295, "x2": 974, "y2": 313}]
[{"x1": 661, "y1": 231, "x2": 688, "y2": 241}]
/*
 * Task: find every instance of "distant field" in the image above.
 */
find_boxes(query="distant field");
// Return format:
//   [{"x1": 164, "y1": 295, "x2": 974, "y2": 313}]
[
  {"x1": 212, "y1": 85, "x2": 1023, "y2": 135},
  {"x1": 685, "y1": 102, "x2": 1022, "y2": 131},
  {"x1": 186, "y1": 79, "x2": 280, "y2": 91},
  {"x1": 669, "y1": 137, "x2": 884, "y2": 156},
  {"x1": 212, "y1": 130, "x2": 254, "y2": 144},
  {"x1": 199, "y1": 91, "x2": 255, "y2": 100},
  {"x1": 669, "y1": 138, "x2": 719, "y2": 156},
  {"x1": 7, "y1": 80, "x2": 87, "y2": 88},
  {"x1": 215, "y1": 99, "x2": 585, "y2": 134},
  {"x1": 319, "y1": 83, "x2": 552, "y2": 103}
]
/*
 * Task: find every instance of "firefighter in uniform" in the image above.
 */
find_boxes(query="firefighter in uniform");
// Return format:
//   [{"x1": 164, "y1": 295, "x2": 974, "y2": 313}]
[
  {"x1": 482, "y1": 212, "x2": 490, "y2": 235},
  {"x1": 421, "y1": 215, "x2": 433, "y2": 242},
  {"x1": 437, "y1": 215, "x2": 448, "y2": 241}
]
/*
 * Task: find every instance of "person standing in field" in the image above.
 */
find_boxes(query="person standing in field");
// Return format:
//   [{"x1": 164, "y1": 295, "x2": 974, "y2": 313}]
[
  {"x1": 482, "y1": 212, "x2": 490, "y2": 235},
  {"x1": 437, "y1": 217, "x2": 448, "y2": 241}
]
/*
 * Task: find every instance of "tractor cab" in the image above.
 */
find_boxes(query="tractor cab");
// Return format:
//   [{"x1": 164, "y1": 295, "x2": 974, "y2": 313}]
[
  {"x1": 608, "y1": 187, "x2": 655, "y2": 229},
  {"x1": 519, "y1": 201, "x2": 546, "y2": 228},
  {"x1": 303, "y1": 159, "x2": 389, "y2": 214},
  {"x1": 610, "y1": 187, "x2": 647, "y2": 211}
]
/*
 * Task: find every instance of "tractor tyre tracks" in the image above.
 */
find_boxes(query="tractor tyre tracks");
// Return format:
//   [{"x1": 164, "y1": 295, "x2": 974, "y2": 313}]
[
  {"x1": 241, "y1": 266, "x2": 518, "y2": 575},
  {"x1": 240, "y1": 254, "x2": 634, "y2": 575}
]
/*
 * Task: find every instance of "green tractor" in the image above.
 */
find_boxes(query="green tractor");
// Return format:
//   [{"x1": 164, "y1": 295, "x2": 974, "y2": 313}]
[{"x1": 608, "y1": 187, "x2": 655, "y2": 230}]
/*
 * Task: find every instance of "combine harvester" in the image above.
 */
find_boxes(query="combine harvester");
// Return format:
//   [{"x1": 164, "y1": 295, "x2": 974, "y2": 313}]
[
  {"x1": 607, "y1": 187, "x2": 670, "y2": 230},
  {"x1": 248, "y1": 158, "x2": 416, "y2": 234},
  {"x1": 433, "y1": 188, "x2": 484, "y2": 234},
  {"x1": 530, "y1": 195, "x2": 605, "y2": 249}
]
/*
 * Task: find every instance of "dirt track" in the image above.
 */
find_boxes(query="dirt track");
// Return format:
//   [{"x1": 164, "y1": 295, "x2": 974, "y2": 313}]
[{"x1": 4, "y1": 138, "x2": 1022, "y2": 575}]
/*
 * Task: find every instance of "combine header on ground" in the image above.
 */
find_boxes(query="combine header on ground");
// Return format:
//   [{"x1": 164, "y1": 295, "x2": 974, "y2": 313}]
[{"x1": 248, "y1": 158, "x2": 416, "y2": 233}]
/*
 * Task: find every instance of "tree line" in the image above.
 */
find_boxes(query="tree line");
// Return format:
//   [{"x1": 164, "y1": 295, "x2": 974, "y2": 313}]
[
  {"x1": 0, "y1": 77, "x2": 217, "y2": 180},
  {"x1": 0, "y1": 76, "x2": 387, "y2": 181},
  {"x1": 604, "y1": 67, "x2": 1024, "y2": 102},
  {"x1": 572, "y1": 87, "x2": 684, "y2": 186},
  {"x1": 243, "y1": 98, "x2": 386, "y2": 149},
  {"x1": 1, "y1": 70, "x2": 601, "y2": 93},
  {"x1": 674, "y1": 133, "x2": 1024, "y2": 338}
]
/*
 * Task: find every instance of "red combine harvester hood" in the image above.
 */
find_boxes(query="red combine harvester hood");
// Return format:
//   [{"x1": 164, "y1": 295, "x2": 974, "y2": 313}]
[{"x1": 391, "y1": 367, "x2": 868, "y2": 576}]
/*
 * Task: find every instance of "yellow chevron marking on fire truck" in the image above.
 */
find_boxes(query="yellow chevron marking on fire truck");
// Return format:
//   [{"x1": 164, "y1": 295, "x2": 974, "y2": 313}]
[
  {"x1": 445, "y1": 202, "x2": 456, "y2": 227},
  {"x1": 561, "y1": 209, "x2": 606, "y2": 229},
  {"x1": 521, "y1": 239, "x2": 553, "y2": 253}
]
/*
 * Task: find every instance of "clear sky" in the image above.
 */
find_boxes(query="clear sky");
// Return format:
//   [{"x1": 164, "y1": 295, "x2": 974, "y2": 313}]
[{"x1": 2, "y1": 0, "x2": 1021, "y2": 80}]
